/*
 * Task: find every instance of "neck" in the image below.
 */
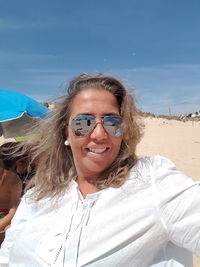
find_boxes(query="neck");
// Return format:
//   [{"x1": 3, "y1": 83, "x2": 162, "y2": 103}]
[{"x1": 76, "y1": 176, "x2": 98, "y2": 199}]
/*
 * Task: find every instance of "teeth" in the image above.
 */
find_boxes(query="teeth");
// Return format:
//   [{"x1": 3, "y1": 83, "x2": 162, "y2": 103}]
[{"x1": 88, "y1": 148, "x2": 107, "y2": 153}]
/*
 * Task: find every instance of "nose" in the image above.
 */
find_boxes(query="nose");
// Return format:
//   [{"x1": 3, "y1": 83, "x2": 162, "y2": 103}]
[{"x1": 90, "y1": 122, "x2": 108, "y2": 140}]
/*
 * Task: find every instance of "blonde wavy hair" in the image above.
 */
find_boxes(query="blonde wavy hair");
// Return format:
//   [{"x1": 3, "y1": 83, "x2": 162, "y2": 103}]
[{"x1": 20, "y1": 74, "x2": 143, "y2": 201}]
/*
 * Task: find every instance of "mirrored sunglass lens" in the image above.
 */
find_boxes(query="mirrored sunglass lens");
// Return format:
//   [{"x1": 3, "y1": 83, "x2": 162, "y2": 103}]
[
  {"x1": 103, "y1": 116, "x2": 122, "y2": 136},
  {"x1": 71, "y1": 115, "x2": 95, "y2": 136}
]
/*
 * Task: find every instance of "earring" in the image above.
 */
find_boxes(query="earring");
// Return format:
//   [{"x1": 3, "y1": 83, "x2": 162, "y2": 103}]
[{"x1": 64, "y1": 140, "x2": 70, "y2": 146}]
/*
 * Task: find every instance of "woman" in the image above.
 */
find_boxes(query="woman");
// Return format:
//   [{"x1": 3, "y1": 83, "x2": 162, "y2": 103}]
[{"x1": 0, "y1": 74, "x2": 199, "y2": 266}]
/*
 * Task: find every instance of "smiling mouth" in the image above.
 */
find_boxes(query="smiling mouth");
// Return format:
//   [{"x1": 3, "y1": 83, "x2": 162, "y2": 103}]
[{"x1": 86, "y1": 148, "x2": 108, "y2": 153}]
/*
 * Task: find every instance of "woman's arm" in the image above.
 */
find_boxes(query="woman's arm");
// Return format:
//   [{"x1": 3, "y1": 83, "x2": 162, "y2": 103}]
[{"x1": 151, "y1": 156, "x2": 200, "y2": 257}]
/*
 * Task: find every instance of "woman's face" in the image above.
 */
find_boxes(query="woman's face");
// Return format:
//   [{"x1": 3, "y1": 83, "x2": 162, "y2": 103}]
[{"x1": 67, "y1": 88, "x2": 123, "y2": 180}]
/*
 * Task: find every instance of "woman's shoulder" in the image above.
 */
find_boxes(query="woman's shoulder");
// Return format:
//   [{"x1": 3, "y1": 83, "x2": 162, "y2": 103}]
[
  {"x1": 132, "y1": 155, "x2": 195, "y2": 188},
  {"x1": 136, "y1": 155, "x2": 174, "y2": 167},
  {"x1": 134, "y1": 155, "x2": 178, "y2": 174},
  {"x1": 131, "y1": 155, "x2": 170, "y2": 175}
]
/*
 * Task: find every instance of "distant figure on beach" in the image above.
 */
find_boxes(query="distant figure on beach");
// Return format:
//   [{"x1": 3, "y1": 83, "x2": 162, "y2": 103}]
[
  {"x1": 0, "y1": 74, "x2": 200, "y2": 266},
  {"x1": 0, "y1": 146, "x2": 22, "y2": 246}
]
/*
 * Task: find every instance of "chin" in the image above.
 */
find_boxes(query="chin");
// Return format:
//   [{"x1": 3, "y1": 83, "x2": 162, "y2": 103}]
[{"x1": 84, "y1": 163, "x2": 110, "y2": 176}]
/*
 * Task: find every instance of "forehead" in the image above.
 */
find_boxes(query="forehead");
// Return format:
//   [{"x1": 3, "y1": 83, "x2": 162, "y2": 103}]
[{"x1": 70, "y1": 88, "x2": 119, "y2": 116}]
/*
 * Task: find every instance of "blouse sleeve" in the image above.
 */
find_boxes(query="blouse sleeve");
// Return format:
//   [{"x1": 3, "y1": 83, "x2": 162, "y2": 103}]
[
  {"x1": 0, "y1": 193, "x2": 32, "y2": 265},
  {"x1": 150, "y1": 156, "x2": 200, "y2": 257}
]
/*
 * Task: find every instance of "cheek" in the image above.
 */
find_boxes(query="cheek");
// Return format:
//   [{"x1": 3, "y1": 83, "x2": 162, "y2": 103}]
[
  {"x1": 112, "y1": 138, "x2": 123, "y2": 153},
  {"x1": 116, "y1": 137, "x2": 123, "y2": 147},
  {"x1": 67, "y1": 130, "x2": 85, "y2": 154}
]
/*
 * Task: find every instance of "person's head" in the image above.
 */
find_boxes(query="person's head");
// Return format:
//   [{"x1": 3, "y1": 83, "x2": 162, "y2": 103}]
[
  {"x1": 66, "y1": 84, "x2": 123, "y2": 182},
  {"x1": 24, "y1": 74, "x2": 143, "y2": 199},
  {"x1": 0, "y1": 142, "x2": 29, "y2": 173}
]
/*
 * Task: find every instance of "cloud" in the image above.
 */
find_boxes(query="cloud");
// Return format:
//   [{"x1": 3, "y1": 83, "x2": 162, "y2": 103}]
[
  {"x1": 1, "y1": 62, "x2": 199, "y2": 115},
  {"x1": 110, "y1": 64, "x2": 200, "y2": 115}
]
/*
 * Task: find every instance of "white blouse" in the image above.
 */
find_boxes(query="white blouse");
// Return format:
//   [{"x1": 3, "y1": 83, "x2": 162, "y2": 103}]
[{"x1": 0, "y1": 156, "x2": 200, "y2": 267}]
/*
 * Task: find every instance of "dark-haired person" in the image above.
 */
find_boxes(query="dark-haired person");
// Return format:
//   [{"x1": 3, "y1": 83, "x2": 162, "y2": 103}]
[
  {"x1": 0, "y1": 142, "x2": 34, "y2": 194},
  {"x1": 0, "y1": 74, "x2": 200, "y2": 266}
]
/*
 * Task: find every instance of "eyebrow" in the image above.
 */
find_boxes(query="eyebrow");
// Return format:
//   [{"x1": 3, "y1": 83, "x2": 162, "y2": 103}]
[{"x1": 75, "y1": 112, "x2": 120, "y2": 116}]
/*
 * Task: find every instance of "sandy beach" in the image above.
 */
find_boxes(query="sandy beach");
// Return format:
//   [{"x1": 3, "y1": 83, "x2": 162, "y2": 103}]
[
  {"x1": 1, "y1": 117, "x2": 200, "y2": 265},
  {"x1": 137, "y1": 117, "x2": 200, "y2": 266},
  {"x1": 137, "y1": 117, "x2": 200, "y2": 181}
]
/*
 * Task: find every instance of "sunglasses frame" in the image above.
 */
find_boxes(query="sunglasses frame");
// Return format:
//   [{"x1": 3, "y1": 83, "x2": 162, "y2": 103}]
[{"x1": 70, "y1": 115, "x2": 123, "y2": 137}]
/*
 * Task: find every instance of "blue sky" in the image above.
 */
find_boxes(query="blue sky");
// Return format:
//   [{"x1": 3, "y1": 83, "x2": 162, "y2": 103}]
[{"x1": 0, "y1": 0, "x2": 200, "y2": 115}]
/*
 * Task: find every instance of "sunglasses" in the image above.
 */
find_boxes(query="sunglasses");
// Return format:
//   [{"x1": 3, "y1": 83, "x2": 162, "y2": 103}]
[{"x1": 71, "y1": 115, "x2": 122, "y2": 136}]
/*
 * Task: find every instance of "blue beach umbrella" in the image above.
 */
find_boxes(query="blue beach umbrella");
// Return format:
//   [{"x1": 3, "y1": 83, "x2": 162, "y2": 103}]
[{"x1": 0, "y1": 90, "x2": 50, "y2": 138}]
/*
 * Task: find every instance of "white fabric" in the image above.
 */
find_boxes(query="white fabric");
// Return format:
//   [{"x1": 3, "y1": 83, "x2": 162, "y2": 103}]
[{"x1": 0, "y1": 156, "x2": 200, "y2": 267}]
